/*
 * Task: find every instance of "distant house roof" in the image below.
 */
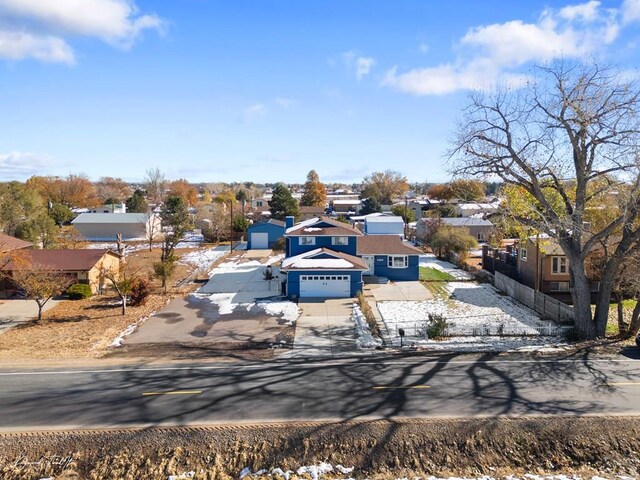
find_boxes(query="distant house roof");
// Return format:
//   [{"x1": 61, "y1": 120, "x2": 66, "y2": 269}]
[
  {"x1": 436, "y1": 217, "x2": 494, "y2": 227},
  {"x1": 2, "y1": 249, "x2": 119, "y2": 272},
  {"x1": 281, "y1": 247, "x2": 368, "y2": 271},
  {"x1": 365, "y1": 215, "x2": 404, "y2": 224},
  {"x1": 0, "y1": 233, "x2": 32, "y2": 253},
  {"x1": 332, "y1": 199, "x2": 361, "y2": 205},
  {"x1": 300, "y1": 206, "x2": 325, "y2": 213},
  {"x1": 286, "y1": 217, "x2": 362, "y2": 237},
  {"x1": 72, "y1": 213, "x2": 153, "y2": 224},
  {"x1": 357, "y1": 235, "x2": 422, "y2": 255},
  {"x1": 267, "y1": 219, "x2": 285, "y2": 227}
]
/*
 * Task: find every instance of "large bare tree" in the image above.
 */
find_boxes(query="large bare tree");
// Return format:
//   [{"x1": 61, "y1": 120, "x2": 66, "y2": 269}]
[{"x1": 451, "y1": 62, "x2": 640, "y2": 339}]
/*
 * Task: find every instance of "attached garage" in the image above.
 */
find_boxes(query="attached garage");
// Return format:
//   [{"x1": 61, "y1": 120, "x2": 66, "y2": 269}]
[
  {"x1": 250, "y1": 232, "x2": 269, "y2": 249},
  {"x1": 299, "y1": 275, "x2": 350, "y2": 298}
]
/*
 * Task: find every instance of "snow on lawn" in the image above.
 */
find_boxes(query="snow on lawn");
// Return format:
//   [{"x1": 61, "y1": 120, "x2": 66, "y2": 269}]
[
  {"x1": 420, "y1": 253, "x2": 473, "y2": 280},
  {"x1": 378, "y1": 282, "x2": 558, "y2": 339},
  {"x1": 178, "y1": 247, "x2": 227, "y2": 271},
  {"x1": 353, "y1": 304, "x2": 382, "y2": 349}
]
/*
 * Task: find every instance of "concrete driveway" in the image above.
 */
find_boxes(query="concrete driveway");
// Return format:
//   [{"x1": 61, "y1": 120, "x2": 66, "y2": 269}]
[
  {"x1": 366, "y1": 281, "x2": 432, "y2": 301},
  {"x1": 283, "y1": 298, "x2": 356, "y2": 358},
  {"x1": 0, "y1": 299, "x2": 60, "y2": 335}
]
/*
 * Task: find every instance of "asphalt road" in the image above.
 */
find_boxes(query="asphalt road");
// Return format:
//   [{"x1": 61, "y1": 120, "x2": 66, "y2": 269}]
[{"x1": 1, "y1": 352, "x2": 640, "y2": 431}]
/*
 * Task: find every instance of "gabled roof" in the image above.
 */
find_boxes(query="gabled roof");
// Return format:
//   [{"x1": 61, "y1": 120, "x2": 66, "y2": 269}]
[
  {"x1": 0, "y1": 233, "x2": 32, "y2": 252},
  {"x1": 267, "y1": 219, "x2": 286, "y2": 227},
  {"x1": 357, "y1": 235, "x2": 422, "y2": 255},
  {"x1": 2, "y1": 249, "x2": 119, "y2": 272},
  {"x1": 281, "y1": 247, "x2": 368, "y2": 271},
  {"x1": 72, "y1": 213, "x2": 154, "y2": 224},
  {"x1": 421, "y1": 217, "x2": 494, "y2": 227},
  {"x1": 286, "y1": 216, "x2": 363, "y2": 237}
]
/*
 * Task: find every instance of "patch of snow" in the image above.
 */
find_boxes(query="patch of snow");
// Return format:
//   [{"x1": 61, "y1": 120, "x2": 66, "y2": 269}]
[
  {"x1": 167, "y1": 472, "x2": 195, "y2": 480},
  {"x1": 198, "y1": 293, "x2": 237, "y2": 315},
  {"x1": 179, "y1": 247, "x2": 227, "y2": 270},
  {"x1": 420, "y1": 253, "x2": 473, "y2": 280},
  {"x1": 256, "y1": 300, "x2": 300, "y2": 324},
  {"x1": 283, "y1": 257, "x2": 353, "y2": 269},
  {"x1": 303, "y1": 227, "x2": 323, "y2": 232},
  {"x1": 110, "y1": 314, "x2": 153, "y2": 347},
  {"x1": 296, "y1": 462, "x2": 335, "y2": 480},
  {"x1": 266, "y1": 253, "x2": 285, "y2": 265},
  {"x1": 353, "y1": 304, "x2": 382, "y2": 349}
]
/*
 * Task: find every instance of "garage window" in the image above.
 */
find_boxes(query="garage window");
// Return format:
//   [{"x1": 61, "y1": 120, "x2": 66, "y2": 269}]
[
  {"x1": 388, "y1": 255, "x2": 408, "y2": 268},
  {"x1": 300, "y1": 237, "x2": 315, "y2": 245}
]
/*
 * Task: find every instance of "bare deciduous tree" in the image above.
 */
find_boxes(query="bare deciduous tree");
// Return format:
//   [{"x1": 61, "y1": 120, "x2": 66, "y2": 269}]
[
  {"x1": 144, "y1": 167, "x2": 167, "y2": 205},
  {"x1": 451, "y1": 61, "x2": 640, "y2": 339},
  {"x1": 103, "y1": 263, "x2": 140, "y2": 315}
]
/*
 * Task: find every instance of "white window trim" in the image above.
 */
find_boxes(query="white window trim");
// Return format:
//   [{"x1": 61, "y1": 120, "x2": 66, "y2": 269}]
[
  {"x1": 331, "y1": 236, "x2": 348, "y2": 245},
  {"x1": 551, "y1": 256, "x2": 567, "y2": 275},
  {"x1": 299, "y1": 236, "x2": 316, "y2": 245},
  {"x1": 387, "y1": 255, "x2": 408, "y2": 269}
]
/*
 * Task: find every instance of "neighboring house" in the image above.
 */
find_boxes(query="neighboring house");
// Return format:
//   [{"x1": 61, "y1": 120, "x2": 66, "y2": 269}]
[
  {"x1": 72, "y1": 213, "x2": 161, "y2": 241},
  {"x1": 416, "y1": 217, "x2": 495, "y2": 242},
  {"x1": 251, "y1": 197, "x2": 271, "y2": 209},
  {"x1": 281, "y1": 216, "x2": 420, "y2": 299},
  {"x1": 0, "y1": 233, "x2": 32, "y2": 253},
  {"x1": 331, "y1": 199, "x2": 361, "y2": 214},
  {"x1": 357, "y1": 235, "x2": 421, "y2": 280},
  {"x1": 1, "y1": 249, "x2": 120, "y2": 295},
  {"x1": 247, "y1": 219, "x2": 285, "y2": 249},
  {"x1": 89, "y1": 203, "x2": 126, "y2": 214},
  {"x1": 364, "y1": 215, "x2": 404, "y2": 236},
  {"x1": 299, "y1": 205, "x2": 326, "y2": 221},
  {"x1": 516, "y1": 236, "x2": 601, "y2": 297}
]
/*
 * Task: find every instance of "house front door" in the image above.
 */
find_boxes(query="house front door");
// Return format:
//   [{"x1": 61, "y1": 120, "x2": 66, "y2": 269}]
[{"x1": 362, "y1": 255, "x2": 375, "y2": 276}]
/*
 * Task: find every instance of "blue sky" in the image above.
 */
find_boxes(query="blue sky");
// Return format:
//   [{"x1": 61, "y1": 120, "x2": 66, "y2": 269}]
[{"x1": 1, "y1": 0, "x2": 640, "y2": 184}]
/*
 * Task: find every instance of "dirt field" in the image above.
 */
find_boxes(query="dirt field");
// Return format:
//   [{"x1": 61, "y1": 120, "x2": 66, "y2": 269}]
[{"x1": 0, "y1": 417, "x2": 638, "y2": 479}]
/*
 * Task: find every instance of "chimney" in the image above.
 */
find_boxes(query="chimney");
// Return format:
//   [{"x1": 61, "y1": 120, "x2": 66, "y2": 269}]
[{"x1": 285, "y1": 216, "x2": 295, "y2": 229}]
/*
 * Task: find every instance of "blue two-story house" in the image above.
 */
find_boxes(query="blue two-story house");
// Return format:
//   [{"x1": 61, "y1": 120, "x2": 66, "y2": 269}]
[{"x1": 281, "y1": 216, "x2": 422, "y2": 299}]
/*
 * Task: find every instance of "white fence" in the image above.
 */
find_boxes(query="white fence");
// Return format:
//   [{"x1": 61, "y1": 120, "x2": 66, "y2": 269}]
[{"x1": 494, "y1": 272, "x2": 574, "y2": 323}]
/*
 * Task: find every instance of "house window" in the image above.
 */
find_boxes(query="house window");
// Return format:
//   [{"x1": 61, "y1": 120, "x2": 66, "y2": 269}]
[
  {"x1": 552, "y1": 256, "x2": 567, "y2": 274},
  {"x1": 299, "y1": 237, "x2": 316, "y2": 245},
  {"x1": 388, "y1": 255, "x2": 408, "y2": 268},
  {"x1": 477, "y1": 232, "x2": 485, "y2": 241},
  {"x1": 549, "y1": 281, "x2": 570, "y2": 292},
  {"x1": 256, "y1": 201, "x2": 263, "y2": 207},
  {"x1": 332, "y1": 236, "x2": 348, "y2": 245},
  {"x1": 521, "y1": 248, "x2": 527, "y2": 261}
]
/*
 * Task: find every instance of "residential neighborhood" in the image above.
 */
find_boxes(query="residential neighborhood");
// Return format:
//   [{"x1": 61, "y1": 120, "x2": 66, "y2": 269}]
[{"x1": 2, "y1": 0, "x2": 640, "y2": 479}]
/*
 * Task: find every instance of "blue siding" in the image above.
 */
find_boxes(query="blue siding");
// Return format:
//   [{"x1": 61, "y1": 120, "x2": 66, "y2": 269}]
[
  {"x1": 288, "y1": 235, "x2": 358, "y2": 256},
  {"x1": 285, "y1": 270, "x2": 363, "y2": 299},
  {"x1": 247, "y1": 222, "x2": 284, "y2": 249},
  {"x1": 373, "y1": 254, "x2": 419, "y2": 281}
]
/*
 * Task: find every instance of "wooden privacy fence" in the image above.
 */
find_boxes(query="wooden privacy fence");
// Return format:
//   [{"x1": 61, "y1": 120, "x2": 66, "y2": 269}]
[{"x1": 494, "y1": 272, "x2": 574, "y2": 324}]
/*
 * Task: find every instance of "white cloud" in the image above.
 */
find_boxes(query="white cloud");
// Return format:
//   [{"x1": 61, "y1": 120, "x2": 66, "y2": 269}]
[
  {"x1": 243, "y1": 103, "x2": 267, "y2": 123},
  {"x1": 342, "y1": 51, "x2": 376, "y2": 80},
  {"x1": 419, "y1": 43, "x2": 429, "y2": 54},
  {"x1": 0, "y1": 151, "x2": 55, "y2": 178},
  {"x1": 622, "y1": 0, "x2": 640, "y2": 22},
  {"x1": 274, "y1": 97, "x2": 295, "y2": 107},
  {"x1": 383, "y1": 1, "x2": 624, "y2": 96},
  {"x1": 0, "y1": 31, "x2": 75, "y2": 64},
  {"x1": 0, "y1": 0, "x2": 163, "y2": 64}
]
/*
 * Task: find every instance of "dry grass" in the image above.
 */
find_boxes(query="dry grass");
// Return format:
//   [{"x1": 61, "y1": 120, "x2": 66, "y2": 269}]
[{"x1": 0, "y1": 248, "x2": 215, "y2": 364}]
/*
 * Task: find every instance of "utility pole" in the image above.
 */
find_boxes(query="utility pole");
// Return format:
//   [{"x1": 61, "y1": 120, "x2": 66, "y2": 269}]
[{"x1": 230, "y1": 200, "x2": 234, "y2": 253}]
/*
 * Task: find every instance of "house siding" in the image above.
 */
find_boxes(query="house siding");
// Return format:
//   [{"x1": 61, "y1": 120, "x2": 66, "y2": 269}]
[
  {"x1": 373, "y1": 254, "x2": 420, "y2": 281},
  {"x1": 247, "y1": 222, "x2": 284, "y2": 249},
  {"x1": 285, "y1": 270, "x2": 363, "y2": 299},
  {"x1": 288, "y1": 235, "x2": 358, "y2": 257}
]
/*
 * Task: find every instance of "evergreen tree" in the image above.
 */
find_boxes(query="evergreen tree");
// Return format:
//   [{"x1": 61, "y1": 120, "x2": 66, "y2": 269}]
[
  {"x1": 269, "y1": 183, "x2": 300, "y2": 220},
  {"x1": 125, "y1": 190, "x2": 148, "y2": 213},
  {"x1": 360, "y1": 197, "x2": 381, "y2": 215},
  {"x1": 300, "y1": 170, "x2": 327, "y2": 207}
]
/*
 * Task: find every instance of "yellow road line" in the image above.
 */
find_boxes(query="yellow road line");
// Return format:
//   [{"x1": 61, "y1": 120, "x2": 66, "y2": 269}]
[
  {"x1": 142, "y1": 390, "x2": 203, "y2": 396},
  {"x1": 372, "y1": 386, "x2": 431, "y2": 390},
  {"x1": 609, "y1": 382, "x2": 640, "y2": 386}
]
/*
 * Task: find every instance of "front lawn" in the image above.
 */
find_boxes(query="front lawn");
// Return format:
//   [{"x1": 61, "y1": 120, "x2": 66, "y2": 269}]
[{"x1": 420, "y1": 266, "x2": 455, "y2": 282}]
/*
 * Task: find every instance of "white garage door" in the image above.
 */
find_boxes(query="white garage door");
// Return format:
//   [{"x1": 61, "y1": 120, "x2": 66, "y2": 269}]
[
  {"x1": 299, "y1": 275, "x2": 350, "y2": 298},
  {"x1": 250, "y1": 232, "x2": 269, "y2": 249}
]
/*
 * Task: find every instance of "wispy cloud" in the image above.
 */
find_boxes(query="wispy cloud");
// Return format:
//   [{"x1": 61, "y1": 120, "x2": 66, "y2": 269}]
[
  {"x1": 274, "y1": 97, "x2": 295, "y2": 107},
  {"x1": 242, "y1": 103, "x2": 267, "y2": 123},
  {"x1": 0, "y1": 151, "x2": 55, "y2": 178},
  {"x1": 0, "y1": 0, "x2": 164, "y2": 64},
  {"x1": 383, "y1": 0, "x2": 631, "y2": 96},
  {"x1": 342, "y1": 51, "x2": 376, "y2": 80}
]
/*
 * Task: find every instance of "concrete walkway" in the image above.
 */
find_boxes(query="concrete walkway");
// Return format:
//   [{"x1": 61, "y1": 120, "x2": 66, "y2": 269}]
[
  {"x1": 0, "y1": 299, "x2": 60, "y2": 335},
  {"x1": 367, "y1": 281, "x2": 432, "y2": 301},
  {"x1": 282, "y1": 299, "x2": 358, "y2": 358}
]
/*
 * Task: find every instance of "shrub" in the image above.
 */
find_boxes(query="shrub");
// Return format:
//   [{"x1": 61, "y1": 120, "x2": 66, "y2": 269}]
[
  {"x1": 426, "y1": 313, "x2": 451, "y2": 339},
  {"x1": 129, "y1": 277, "x2": 151, "y2": 306},
  {"x1": 67, "y1": 283, "x2": 92, "y2": 300},
  {"x1": 272, "y1": 237, "x2": 285, "y2": 253},
  {"x1": 356, "y1": 291, "x2": 380, "y2": 337}
]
